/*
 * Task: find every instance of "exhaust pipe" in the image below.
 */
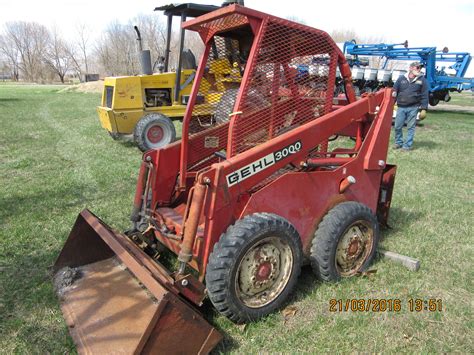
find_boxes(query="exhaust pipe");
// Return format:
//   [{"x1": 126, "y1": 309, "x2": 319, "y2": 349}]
[
  {"x1": 134, "y1": 26, "x2": 153, "y2": 75},
  {"x1": 140, "y1": 50, "x2": 153, "y2": 75}
]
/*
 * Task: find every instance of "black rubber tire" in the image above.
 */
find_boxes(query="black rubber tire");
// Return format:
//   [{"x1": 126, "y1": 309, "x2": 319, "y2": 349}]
[
  {"x1": 353, "y1": 85, "x2": 361, "y2": 97},
  {"x1": 310, "y1": 201, "x2": 379, "y2": 282},
  {"x1": 215, "y1": 88, "x2": 239, "y2": 124},
  {"x1": 214, "y1": 88, "x2": 267, "y2": 124},
  {"x1": 206, "y1": 213, "x2": 303, "y2": 324},
  {"x1": 133, "y1": 113, "x2": 176, "y2": 152},
  {"x1": 429, "y1": 96, "x2": 439, "y2": 106}
]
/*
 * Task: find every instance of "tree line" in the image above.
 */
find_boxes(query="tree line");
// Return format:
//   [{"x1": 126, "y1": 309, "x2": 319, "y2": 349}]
[
  {"x1": 0, "y1": 15, "x2": 384, "y2": 84},
  {"x1": 0, "y1": 15, "x2": 202, "y2": 83}
]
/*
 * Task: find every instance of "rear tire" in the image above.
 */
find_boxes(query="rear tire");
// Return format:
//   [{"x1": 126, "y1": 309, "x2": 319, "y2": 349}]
[
  {"x1": 215, "y1": 88, "x2": 239, "y2": 124},
  {"x1": 206, "y1": 213, "x2": 302, "y2": 323},
  {"x1": 353, "y1": 86, "x2": 361, "y2": 97},
  {"x1": 214, "y1": 88, "x2": 267, "y2": 124},
  {"x1": 310, "y1": 201, "x2": 379, "y2": 282},
  {"x1": 134, "y1": 113, "x2": 176, "y2": 152},
  {"x1": 429, "y1": 96, "x2": 440, "y2": 106}
]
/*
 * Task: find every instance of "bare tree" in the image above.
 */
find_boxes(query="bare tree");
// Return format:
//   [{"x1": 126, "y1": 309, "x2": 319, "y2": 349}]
[
  {"x1": 286, "y1": 16, "x2": 307, "y2": 25},
  {"x1": 184, "y1": 31, "x2": 204, "y2": 65},
  {"x1": 330, "y1": 29, "x2": 388, "y2": 68},
  {"x1": 75, "y1": 22, "x2": 91, "y2": 74},
  {"x1": 64, "y1": 44, "x2": 83, "y2": 78},
  {"x1": 4, "y1": 21, "x2": 50, "y2": 82},
  {"x1": 133, "y1": 14, "x2": 167, "y2": 67},
  {"x1": 95, "y1": 32, "x2": 113, "y2": 75},
  {"x1": 43, "y1": 27, "x2": 73, "y2": 83},
  {"x1": 95, "y1": 14, "x2": 201, "y2": 76},
  {"x1": 95, "y1": 20, "x2": 138, "y2": 76},
  {"x1": 330, "y1": 29, "x2": 361, "y2": 43},
  {"x1": 131, "y1": 14, "x2": 196, "y2": 72},
  {"x1": 0, "y1": 33, "x2": 20, "y2": 80}
]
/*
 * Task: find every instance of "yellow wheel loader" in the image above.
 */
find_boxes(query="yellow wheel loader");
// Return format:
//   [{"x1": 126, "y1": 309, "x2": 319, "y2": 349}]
[{"x1": 97, "y1": 3, "x2": 242, "y2": 151}]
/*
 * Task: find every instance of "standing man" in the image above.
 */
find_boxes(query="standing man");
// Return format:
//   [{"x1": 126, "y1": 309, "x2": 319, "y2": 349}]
[{"x1": 393, "y1": 62, "x2": 429, "y2": 151}]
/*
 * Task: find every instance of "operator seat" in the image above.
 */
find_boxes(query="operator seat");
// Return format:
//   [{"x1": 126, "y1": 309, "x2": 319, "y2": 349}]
[{"x1": 182, "y1": 49, "x2": 197, "y2": 70}]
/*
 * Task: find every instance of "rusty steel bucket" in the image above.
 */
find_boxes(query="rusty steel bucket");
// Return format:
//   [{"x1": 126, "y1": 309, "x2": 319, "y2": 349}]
[{"x1": 53, "y1": 209, "x2": 221, "y2": 354}]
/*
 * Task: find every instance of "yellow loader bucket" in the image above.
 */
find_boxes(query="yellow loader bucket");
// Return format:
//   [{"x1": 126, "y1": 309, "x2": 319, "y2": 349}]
[{"x1": 53, "y1": 209, "x2": 221, "y2": 354}]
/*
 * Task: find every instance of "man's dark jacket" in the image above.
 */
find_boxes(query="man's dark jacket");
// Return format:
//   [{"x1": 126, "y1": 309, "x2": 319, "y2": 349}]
[{"x1": 393, "y1": 74, "x2": 429, "y2": 109}]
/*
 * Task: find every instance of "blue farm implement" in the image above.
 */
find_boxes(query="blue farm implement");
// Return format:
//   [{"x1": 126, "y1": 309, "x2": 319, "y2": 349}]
[{"x1": 342, "y1": 41, "x2": 474, "y2": 106}]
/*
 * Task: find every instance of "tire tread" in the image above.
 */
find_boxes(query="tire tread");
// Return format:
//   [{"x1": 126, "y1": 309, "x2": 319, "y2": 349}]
[
  {"x1": 310, "y1": 201, "x2": 379, "y2": 282},
  {"x1": 134, "y1": 113, "x2": 176, "y2": 152},
  {"x1": 206, "y1": 213, "x2": 302, "y2": 323}
]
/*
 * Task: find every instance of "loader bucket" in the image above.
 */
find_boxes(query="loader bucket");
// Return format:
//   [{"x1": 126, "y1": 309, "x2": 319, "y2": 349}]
[{"x1": 53, "y1": 209, "x2": 221, "y2": 354}]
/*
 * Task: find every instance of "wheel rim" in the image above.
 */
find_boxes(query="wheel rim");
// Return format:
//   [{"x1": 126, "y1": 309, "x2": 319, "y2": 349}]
[
  {"x1": 146, "y1": 125, "x2": 164, "y2": 144},
  {"x1": 335, "y1": 220, "x2": 374, "y2": 276},
  {"x1": 235, "y1": 236, "x2": 293, "y2": 308},
  {"x1": 144, "y1": 122, "x2": 172, "y2": 149}
]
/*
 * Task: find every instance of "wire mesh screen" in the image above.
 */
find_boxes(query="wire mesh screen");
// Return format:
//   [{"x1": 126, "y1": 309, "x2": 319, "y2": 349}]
[
  {"x1": 199, "y1": 13, "x2": 249, "y2": 35},
  {"x1": 186, "y1": 13, "x2": 249, "y2": 40},
  {"x1": 229, "y1": 19, "x2": 338, "y2": 156},
  {"x1": 185, "y1": 24, "x2": 253, "y2": 170}
]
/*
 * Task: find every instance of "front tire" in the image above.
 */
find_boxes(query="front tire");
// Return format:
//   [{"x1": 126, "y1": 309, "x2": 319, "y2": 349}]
[
  {"x1": 206, "y1": 213, "x2": 302, "y2": 323},
  {"x1": 310, "y1": 202, "x2": 379, "y2": 282},
  {"x1": 134, "y1": 113, "x2": 176, "y2": 152},
  {"x1": 429, "y1": 96, "x2": 440, "y2": 106}
]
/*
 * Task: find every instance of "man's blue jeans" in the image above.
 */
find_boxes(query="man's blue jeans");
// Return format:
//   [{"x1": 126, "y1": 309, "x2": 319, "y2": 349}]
[{"x1": 394, "y1": 106, "x2": 418, "y2": 149}]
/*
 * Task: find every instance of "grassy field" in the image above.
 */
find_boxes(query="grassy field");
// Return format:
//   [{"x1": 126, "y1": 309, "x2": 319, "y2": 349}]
[
  {"x1": 444, "y1": 90, "x2": 474, "y2": 107},
  {"x1": 0, "y1": 85, "x2": 473, "y2": 353}
]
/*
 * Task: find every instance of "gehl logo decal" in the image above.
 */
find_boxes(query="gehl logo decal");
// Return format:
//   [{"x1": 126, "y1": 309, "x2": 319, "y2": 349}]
[{"x1": 226, "y1": 140, "x2": 302, "y2": 187}]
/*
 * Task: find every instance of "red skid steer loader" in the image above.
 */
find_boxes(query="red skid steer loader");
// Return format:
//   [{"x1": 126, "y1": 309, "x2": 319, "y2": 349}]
[{"x1": 53, "y1": 4, "x2": 397, "y2": 353}]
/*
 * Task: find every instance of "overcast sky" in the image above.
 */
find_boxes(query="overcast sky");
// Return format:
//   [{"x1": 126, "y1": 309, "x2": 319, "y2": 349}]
[{"x1": 1, "y1": 0, "x2": 473, "y2": 76}]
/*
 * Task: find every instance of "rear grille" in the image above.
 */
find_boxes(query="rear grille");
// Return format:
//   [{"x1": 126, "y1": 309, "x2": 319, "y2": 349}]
[{"x1": 105, "y1": 86, "x2": 113, "y2": 108}]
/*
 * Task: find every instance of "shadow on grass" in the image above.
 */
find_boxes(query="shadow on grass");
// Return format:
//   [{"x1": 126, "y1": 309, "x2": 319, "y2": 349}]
[
  {"x1": 118, "y1": 140, "x2": 138, "y2": 149},
  {"x1": 431, "y1": 108, "x2": 474, "y2": 115},
  {"x1": 107, "y1": 134, "x2": 139, "y2": 150},
  {"x1": 114, "y1": 136, "x2": 183, "y2": 151},
  {"x1": 203, "y1": 299, "x2": 241, "y2": 353},
  {"x1": 380, "y1": 206, "x2": 424, "y2": 241},
  {"x1": 291, "y1": 265, "x2": 321, "y2": 301},
  {"x1": 413, "y1": 139, "x2": 440, "y2": 150},
  {"x1": 0, "y1": 183, "x2": 96, "y2": 222},
  {"x1": 0, "y1": 97, "x2": 21, "y2": 106},
  {"x1": 205, "y1": 264, "x2": 321, "y2": 353}
]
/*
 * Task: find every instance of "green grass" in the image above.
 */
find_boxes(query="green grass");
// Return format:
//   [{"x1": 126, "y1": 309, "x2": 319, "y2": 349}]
[
  {"x1": 444, "y1": 91, "x2": 474, "y2": 107},
  {"x1": 0, "y1": 84, "x2": 473, "y2": 353}
]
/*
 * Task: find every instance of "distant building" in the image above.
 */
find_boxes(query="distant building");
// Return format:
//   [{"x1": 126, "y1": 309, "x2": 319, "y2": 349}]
[
  {"x1": 83, "y1": 74, "x2": 100, "y2": 82},
  {"x1": 0, "y1": 73, "x2": 12, "y2": 80}
]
